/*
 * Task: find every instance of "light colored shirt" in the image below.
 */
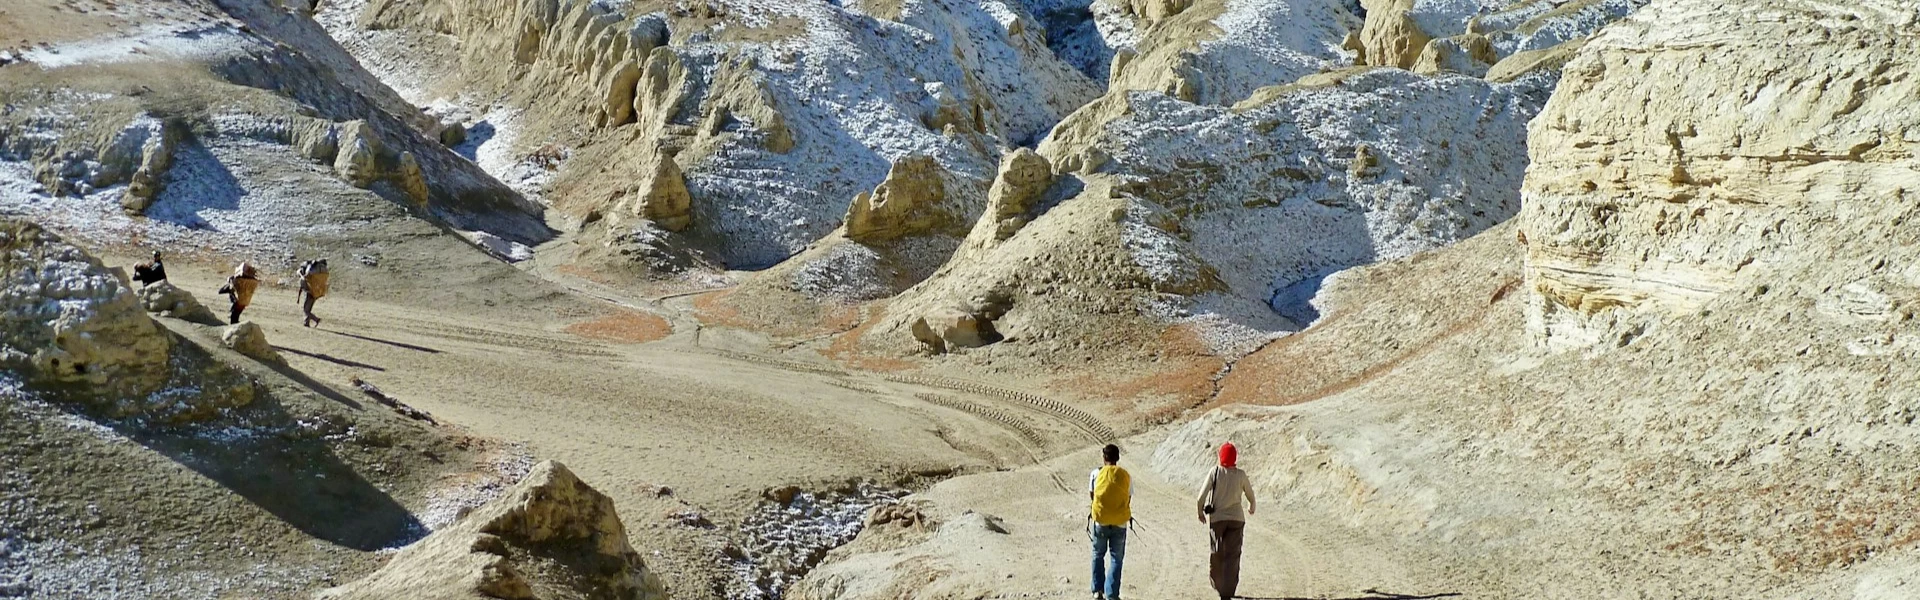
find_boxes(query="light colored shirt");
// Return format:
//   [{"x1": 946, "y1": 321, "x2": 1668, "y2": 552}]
[{"x1": 1197, "y1": 466, "x2": 1256, "y2": 523}]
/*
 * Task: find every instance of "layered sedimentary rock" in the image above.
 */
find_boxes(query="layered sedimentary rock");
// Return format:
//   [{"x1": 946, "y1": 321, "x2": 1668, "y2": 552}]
[{"x1": 1518, "y1": 0, "x2": 1920, "y2": 351}]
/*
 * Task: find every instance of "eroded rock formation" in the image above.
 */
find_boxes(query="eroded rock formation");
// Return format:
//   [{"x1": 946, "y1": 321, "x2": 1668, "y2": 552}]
[
  {"x1": 0, "y1": 220, "x2": 173, "y2": 399},
  {"x1": 320, "y1": 460, "x2": 667, "y2": 600},
  {"x1": 1519, "y1": 0, "x2": 1920, "y2": 352},
  {"x1": 845, "y1": 156, "x2": 951, "y2": 243}
]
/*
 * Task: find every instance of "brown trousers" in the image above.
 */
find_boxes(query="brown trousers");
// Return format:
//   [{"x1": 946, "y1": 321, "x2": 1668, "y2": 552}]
[{"x1": 1209, "y1": 520, "x2": 1245, "y2": 600}]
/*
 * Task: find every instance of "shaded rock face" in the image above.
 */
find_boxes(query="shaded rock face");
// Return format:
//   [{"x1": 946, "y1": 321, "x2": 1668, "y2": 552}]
[
  {"x1": 0, "y1": 220, "x2": 173, "y2": 399},
  {"x1": 1518, "y1": 0, "x2": 1920, "y2": 352},
  {"x1": 320, "y1": 460, "x2": 666, "y2": 600},
  {"x1": 974, "y1": 148, "x2": 1054, "y2": 247}
]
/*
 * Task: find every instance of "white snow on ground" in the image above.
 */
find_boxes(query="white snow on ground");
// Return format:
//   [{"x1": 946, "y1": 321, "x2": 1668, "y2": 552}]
[
  {"x1": 663, "y1": 0, "x2": 1101, "y2": 264},
  {"x1": 416, "y1": 443, "x2": 535, "y2": 531},
  {"x1": 1486, "y1": 0, "x2": 1648, "y2": 55},
  {"x1": 0, "y1": 135, "x2": 401, "y2": 264},
  {"x1": 727, "y1": 482, "x2": 908, "y2": 600},
  {"x1": 463, "y1": 230, "x2": 536, "y2": 262},
  {"x1": 312, "y1": 0, "x2": 440, "y2": 103},
  {"x1": 320, "y1": 0, "x2": 1101, "y2": 267},
  {"x1": 17, "y1": 24, "x2": 258, "y2": 69},
  {"x1": 1406, "y1": 0, "x2": 1512, "y2": 38},
  {"x1": 790, "y1": 243, "x2": 894, "y2": 302},
  {"x1": 1102, "y1": 69, "x2": 1555, "y2": 322},
  {"x1": 1180, "y1": 0, "x2": 1359, "y2": 104}
]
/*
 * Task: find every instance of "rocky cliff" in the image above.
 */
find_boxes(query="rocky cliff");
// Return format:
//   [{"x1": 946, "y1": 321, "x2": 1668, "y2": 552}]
[{"x1": 1519, "y1": 0, "x2": 1920, "y2": 353}]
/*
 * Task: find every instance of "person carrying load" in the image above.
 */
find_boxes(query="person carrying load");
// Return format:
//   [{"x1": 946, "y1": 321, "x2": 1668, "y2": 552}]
[
  {"x1": 296, "y1": 258, "x2": 329, "y2": 328},
  {"x1": 217, "y1": 262, "x2": 259, "y2": 324}
]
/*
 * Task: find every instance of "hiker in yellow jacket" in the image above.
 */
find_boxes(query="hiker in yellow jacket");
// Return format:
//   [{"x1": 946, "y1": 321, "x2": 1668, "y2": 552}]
[
  {"x1": 217, "y1": 262, "x2": 260, "y2": 325},
  {"x1": 1088, "y1": 443, "x2": 1131, "y2": 600}
]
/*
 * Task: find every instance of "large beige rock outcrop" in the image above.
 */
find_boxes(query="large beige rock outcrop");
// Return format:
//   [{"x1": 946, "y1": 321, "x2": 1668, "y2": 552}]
[
  {"x1": 1355, "y1": 0, "x2": 1431, "y2": 69},
  {"x1": 320, "y1": 460, "x2": 666, "y2": 600},
  {"x1": 630, "y1": 155, "x2": 692, "y2": 232},
  {"x1": 0, "y1": 220, "x2": 173, "y2": 401},
  {"x1": 1518, "y1": 0, "x2": 1920, "y2": 351},
  {"x1": 971, "y1": 148, "x2": 1053, "y2": 248},
  {"x1": 844, "y1": 156, "x2": 950, "y2": 243}
]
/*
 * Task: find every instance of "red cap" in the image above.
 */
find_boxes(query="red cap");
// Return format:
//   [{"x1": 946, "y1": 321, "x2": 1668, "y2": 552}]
[{"x1": 1219, "y1": 442, "x2": 1237, "y2": 468}]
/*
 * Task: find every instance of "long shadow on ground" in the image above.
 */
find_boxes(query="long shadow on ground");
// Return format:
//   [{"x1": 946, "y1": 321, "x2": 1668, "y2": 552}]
[
  {"x1": 1239, "y1": 590, "x2": 1463, "y2": 600},
  {"x1": 43, "y1": 331, "x2": 425, "y2": 551}
]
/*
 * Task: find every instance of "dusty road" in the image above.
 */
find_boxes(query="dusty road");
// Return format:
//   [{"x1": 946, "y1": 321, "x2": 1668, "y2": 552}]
[{"x1": 150, "y1": 258, "x2": 1387, "y2": 599}]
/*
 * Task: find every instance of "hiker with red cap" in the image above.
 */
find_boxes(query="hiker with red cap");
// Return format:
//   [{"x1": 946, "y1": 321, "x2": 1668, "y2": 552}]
[{"x1": 1197, "y1": 442, "x2": 1256, "y2": 600}]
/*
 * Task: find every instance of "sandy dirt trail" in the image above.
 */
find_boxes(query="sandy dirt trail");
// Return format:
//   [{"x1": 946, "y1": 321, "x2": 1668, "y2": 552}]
[
  {"x1": 151, "y1": 259, "x2": 1392, "y2": 599},
  {"x1": 807, "y1": 435, "x2": 1420, "y2": 600}
]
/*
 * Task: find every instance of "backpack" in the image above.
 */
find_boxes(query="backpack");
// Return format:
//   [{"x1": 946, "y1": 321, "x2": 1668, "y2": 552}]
[
  {"x1": 301, "y1": 260, "x2": 330, "y2": 298},
  {"x1": 1089, "y1": 465, "x2": 1132, "y2": 527}
]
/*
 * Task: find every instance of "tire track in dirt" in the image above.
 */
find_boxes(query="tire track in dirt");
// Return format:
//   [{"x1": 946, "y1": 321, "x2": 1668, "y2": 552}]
[
  {"x1": 355, "y1": 314, "x2": 621, "y2": 358},
  {"x1": 913, "y1": 393, "x2": 1048, "y2": 448},
  {"x1": 884, "y1": 374, "x2": 1118, "y2": 443}
]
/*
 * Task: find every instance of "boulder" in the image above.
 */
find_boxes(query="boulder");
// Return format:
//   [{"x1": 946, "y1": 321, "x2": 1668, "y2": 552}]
[
  {"x1": 0, "y1": 220, "x2": 174, "y2": 400},
  {"x1": 845, "y1": 156, "x2": 948, "y2": 243},
  {"x1": 438, "y1": 121, "x2": 468, "y2": 147},
  {"x1": 1412, "y1": 33, "x2": 1496, "y2": 77},
  {"x1": 319, "y1": 460, "x2": 667, "y2": 600},
  {"x1": 632, "y1": 155, "x2": 692, "y2": 232},
  {"x1": 136, "y1": 281, "x2": 222, "y2": 325},
  {"x1": 333, "y1": 121, "x2": 383, "y2": 188},
  {"x1": 221, "y1": 322, "x2": 282, "y2": 364},
  {"x1": 911, "y1": 306, "x2": 999, "y2": 353},
  {"x1": 909, "y1": 318, "x2": 946, "y2": 354},
  {"x1": 980, "y1": 148, "x2": 1053, "y2": 244},
  {"x1": 1356, "y1": 0, "x2": 1431, "y2": 69}
]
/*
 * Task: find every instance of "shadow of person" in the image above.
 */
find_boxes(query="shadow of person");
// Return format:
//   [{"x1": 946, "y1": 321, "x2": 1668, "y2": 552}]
[
  {"x1": 1237, "y1": 591, "x2": 1463, "y2": 600},
  {"x1": 322, "y1": 329, "x2": 443, "y2": 354},
  {"x1": 45, "y1": 326, "x2": 428, "y2": 551},
  {"x1": 274, "y1": 344, "x2": 388, "y2": 373},
  {"x1": 104, "y1": 399, "x2": 427, "y2": 550}
]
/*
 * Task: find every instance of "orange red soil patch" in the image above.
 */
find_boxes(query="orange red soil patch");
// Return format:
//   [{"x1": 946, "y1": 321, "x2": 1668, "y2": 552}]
[{"x1": 565, "y1": 310, "x2": 672, "y2": 344}]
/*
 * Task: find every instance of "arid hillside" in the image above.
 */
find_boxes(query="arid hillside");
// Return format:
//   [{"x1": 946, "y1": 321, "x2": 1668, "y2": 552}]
[{"x1": 7, "y1": 0, "x2": 1919, "y2": 598}]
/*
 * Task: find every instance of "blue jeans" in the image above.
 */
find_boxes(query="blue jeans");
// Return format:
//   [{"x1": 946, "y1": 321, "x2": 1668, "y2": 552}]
[{"x1": 1090, "y1": 524, "x2": 1127, "y2": 599}]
